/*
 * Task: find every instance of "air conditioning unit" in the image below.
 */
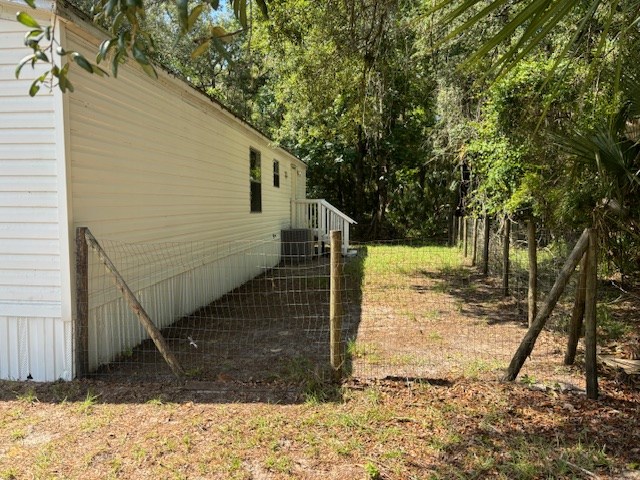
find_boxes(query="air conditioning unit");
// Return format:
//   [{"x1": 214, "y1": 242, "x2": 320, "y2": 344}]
[{"x1": 281, "y1": 229, "x2": 313, "y2": 262}]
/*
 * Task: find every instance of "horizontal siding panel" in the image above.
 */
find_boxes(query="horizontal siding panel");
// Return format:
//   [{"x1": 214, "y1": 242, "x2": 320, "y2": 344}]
[
  {"x1": 0, "y1": 158, "x2": 56, "y2": 174},
  {"x1": 0, "y1": 269, "x2": 61, "y2": 287},
  {"x1": 69, "y1": 103, "x2": 244, "y2": 161},
  {"x1": 0, "y1": 175, "x2": 58, "y2": 191},
  {"x1": 0, "y1": 95, "x2": 54, "y2": 113},
  {"x1": 0, "y1": 302, "x2": 61, "y2": 318},
  {"x1": 0, "y1": 238, "x2": 61, "y2": 254},
  {"x1": 0, "y1": 144, "x2": 56, "y2": 160},
  {"x1": 0, "y1": 191, "x2": 58, "y2": 207},
  {"x1": 0, "y1": 111, "x2": 56, "y2": 129},
  {"x1": 68, "y1": 131, "x2": 246, "y2": 181},
  {"x1": 72, "y1": 204, "x2": 249, "y2": 221},
  {"x1": 0, "y1": 206, "x2": 59, "y2": 223},
  {"x1": 0, "y1": 222, "x2": 58, "y2": 239},
  {"x1": 0, "y1": 25, "x2": 28, "y2": 41},
  {"x1": 0, "y1": 285, "x2": 61, "y2": 302},
  {"x1": 0, "y1": 128, "x2": 56, "y2": 144},
  {"x1": 71, "y1": 162, "x2": 246, "y2": 193},
  {"x1": 0, "y1": 74, "x2": 54, "y2": 90},
  {"x1": 0, "y1": 253, "x2": 60, "y2": 270}
]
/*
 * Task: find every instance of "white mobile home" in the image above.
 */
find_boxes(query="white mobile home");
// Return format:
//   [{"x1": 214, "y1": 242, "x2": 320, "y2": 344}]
[{"x1": 0, "y1": 0, "x2": 355, "y2": 381}]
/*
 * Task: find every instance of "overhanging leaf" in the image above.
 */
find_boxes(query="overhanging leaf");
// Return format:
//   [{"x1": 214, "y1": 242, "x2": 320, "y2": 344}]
[
  {"x1": 140, "y1": 62, "x2": 157, "y2": 79},
  {"x1": 210, "y1": 25, "x2": 232, "y2": 43},
  {"x1": 96, "y1": 39, "x2": 113, "y2": 63},
  {"x1": 188, "y1": 4, "x2": 205, "y2": 31},
  {"x1": 132, "y1": 42, "x2": 150, "y2": 64},
  {"x1": 15, "y1": 54, "x2": 36, "y2": 78},
  {"x1": 176, "y1": 0, "x2": 189, "y2": 34},
  {"x1": 29, "y1": 78, "x2": 40, "y2": 96},
  {"x1": 191, "y1": 39, "x2": 210, "y2": 59},
  {"x1": 16, "y1": 12, "x2": 41, "y2": 28},
  {"x1": 72, "y1": 53, "x2": 95, "y2": 73}
]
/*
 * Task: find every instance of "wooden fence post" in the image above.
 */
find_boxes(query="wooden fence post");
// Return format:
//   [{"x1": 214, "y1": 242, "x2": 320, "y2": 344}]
[
  {"x1": 482, "y1": 215, "x2": 490, "y2": 276},
  {"x1": 330, "y1": 230, "x2": 344, "y2": 381},
  {"x1": 449, "y1": 211, "x2": 456, "y2": 247},
  {"x1": 503, "y1": 228, "x2": 590, "y2": 381},
  {"x1": 564, "y1": 254, "x2": 587, "y2": 365},
  {"x1": 472, "y1": 217, "x2": 478, "y2": 266},
  {"x1": 463, "y1": 218, "x2": 468, "y2": 258},
  {"x1": 527, "y1": 218, "x2": 537, "y2": 327},
  {"x1": 84, "y1": 229, "x2": 185, "y2": 381},
  {"x1": 75, "y1": 227, "x2": 89, "y2": 378},
  {"x1": 584, "y1": 229, "x2": 598, "y2": 399},
  {"x1": 502, "y1": 216, "x2": 511, "y2": 296}
]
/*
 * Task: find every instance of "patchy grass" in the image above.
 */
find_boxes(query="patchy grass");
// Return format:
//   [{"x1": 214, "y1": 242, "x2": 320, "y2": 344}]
[{"x1": 0, "y1": 378, "x2": 638, "y2": 479}]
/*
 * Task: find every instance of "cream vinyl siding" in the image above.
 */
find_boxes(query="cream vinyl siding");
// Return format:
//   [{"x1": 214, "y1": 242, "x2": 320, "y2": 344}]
[
  {"x1": 65, "y1": 27, "x2": 306, "y2": 370},
  {"x1": 0, "y1": 14, "x2": 72, "y2": 381}
]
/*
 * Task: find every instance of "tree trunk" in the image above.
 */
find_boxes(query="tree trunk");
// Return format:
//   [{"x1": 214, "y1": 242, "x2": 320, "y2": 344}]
[
  {"x1": 354, "y1": 125, "x2": 367, "y2": 223},
  {"x1": 527, "y1": 218, "x2": 537, "y2": 326}
]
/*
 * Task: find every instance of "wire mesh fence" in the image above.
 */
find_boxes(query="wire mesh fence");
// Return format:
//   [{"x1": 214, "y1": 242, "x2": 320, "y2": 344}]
[{"x1": 78, "y1": 226, "x2": 587, "y2": 390}]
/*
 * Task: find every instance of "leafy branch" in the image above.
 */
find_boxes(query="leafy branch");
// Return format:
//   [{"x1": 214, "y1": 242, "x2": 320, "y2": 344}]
[
  {"x1": 15, "y1": 0, "x2": 268, "y2": 95},
  {"x1": 15, "y1": 8, "x2": 106, "y2": 95}
]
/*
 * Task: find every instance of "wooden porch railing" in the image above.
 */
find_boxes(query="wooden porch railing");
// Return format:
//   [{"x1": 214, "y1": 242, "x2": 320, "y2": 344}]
[{"x1": 291, "y1": 199, "x2": 357, "y2": 254}]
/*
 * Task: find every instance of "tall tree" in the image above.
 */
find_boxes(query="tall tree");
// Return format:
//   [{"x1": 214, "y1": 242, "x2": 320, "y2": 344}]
[{"x1": 253, "y1": 0, "x2": 441, "y2": 237}]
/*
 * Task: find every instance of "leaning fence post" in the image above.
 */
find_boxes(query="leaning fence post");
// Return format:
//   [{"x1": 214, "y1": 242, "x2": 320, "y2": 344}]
[
  {"x1": 584, "y1": 229, "x2": 598, "y2": 399},
  {"x1": 330, "y1": 230, "x2": 344, "y2": 381},
  {"x1": 84, "y1": 229, "x2": 185, "y2": 381},
  {"x1": 503, "y1": 228, "x2": 590, "y2": 381},
  {"x1": 75, "y1": 227, "x2": 90, "y2": 378}
]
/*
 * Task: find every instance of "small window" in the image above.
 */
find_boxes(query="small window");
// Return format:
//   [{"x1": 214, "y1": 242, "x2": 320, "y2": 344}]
[
  {"x1": 273, "y1": 160, "x2": 280, "y2": 188},
  {"x1": 250, "y1": 149, "x2": 262, "y2": 213}
]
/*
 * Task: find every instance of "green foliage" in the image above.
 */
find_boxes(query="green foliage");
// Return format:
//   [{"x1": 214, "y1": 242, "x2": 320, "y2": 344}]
[
  {"x1": 14, "y1": 10, "x2": 104, "y2": 95},
  {"x1": 249, "y1": 0, "x2": 441, "y2": 238},
  {"x1": 16, "y1": 0, "x2": 267, "y2": 95}
]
